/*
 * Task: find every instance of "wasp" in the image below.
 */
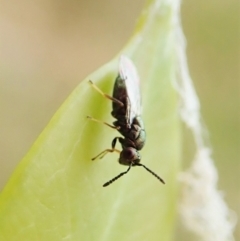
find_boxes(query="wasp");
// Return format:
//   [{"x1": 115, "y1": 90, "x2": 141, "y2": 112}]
[{"x1": 88, "y1": 56, "x2": 165, "y2": 187}]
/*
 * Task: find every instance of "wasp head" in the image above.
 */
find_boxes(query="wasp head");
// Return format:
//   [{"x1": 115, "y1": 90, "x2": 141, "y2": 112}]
[{"x1": 119, "y1": 147, "x2": 141, "y2": 166}]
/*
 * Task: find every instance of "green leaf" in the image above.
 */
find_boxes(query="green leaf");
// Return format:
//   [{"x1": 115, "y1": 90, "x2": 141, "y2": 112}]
[{"x1": 0, "y1": 0, "x2": 181, "y2": 240}]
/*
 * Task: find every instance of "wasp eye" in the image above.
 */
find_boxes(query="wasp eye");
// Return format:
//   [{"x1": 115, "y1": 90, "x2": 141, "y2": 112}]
[
  {"x1": 119, "y1": 147, "x2": 139, "y2": 166},
  {"x1": 122, "y1": 148, "x2": 135, "y2": 160},
  {"x1": 120, "y1": 147, "x2": 140, "y2": 164}
]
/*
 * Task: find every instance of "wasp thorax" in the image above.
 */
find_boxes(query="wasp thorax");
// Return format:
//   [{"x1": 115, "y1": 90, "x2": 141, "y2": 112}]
[{"x1": 119, "y1": 147, "x2": 141, "y2": 166}]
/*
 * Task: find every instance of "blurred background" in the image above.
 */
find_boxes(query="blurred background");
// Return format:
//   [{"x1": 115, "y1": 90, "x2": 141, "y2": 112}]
[{"x1": 1, "y1": 0, "x2": 239, "y2": 239}]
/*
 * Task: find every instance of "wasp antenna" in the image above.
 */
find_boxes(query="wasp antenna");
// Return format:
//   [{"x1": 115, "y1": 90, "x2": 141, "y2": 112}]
[
  {"x1": 103, "y1": 163, "x2": 133, "y2": 187},
  {"x1": 135, "y1": 163, "x2": 165, "y2": 184}
]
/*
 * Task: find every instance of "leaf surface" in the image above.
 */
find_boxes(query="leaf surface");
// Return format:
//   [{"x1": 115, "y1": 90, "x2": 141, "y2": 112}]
[{"x1": 0, "y1": 0, "x2": 181, "y2": 240}]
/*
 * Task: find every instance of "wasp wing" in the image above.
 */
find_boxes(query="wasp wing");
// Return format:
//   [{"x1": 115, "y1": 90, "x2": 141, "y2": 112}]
[{"x1": 118, "y1": 56, "x2": 142, "y2": 125}]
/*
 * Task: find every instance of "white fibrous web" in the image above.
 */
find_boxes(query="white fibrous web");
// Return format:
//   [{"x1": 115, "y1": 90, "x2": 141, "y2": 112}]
[{"x1": 172, "y1": 1, "x2": 237, "y2": 240}]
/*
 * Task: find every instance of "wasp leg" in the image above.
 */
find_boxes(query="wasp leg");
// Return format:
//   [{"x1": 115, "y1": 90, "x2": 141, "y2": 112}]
[
  {"x1": 87, "y1": 116, "x2": 120, "y2": 130},
  {"x1": 91, "y1": 149, "x2": 120, "y2": 161},
  {"x1": 91, "y1": 137, "x2": 122, "y2": 160},
  {"x1": 88, "y1": 80, "x2": 124, "y2": 107}
]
